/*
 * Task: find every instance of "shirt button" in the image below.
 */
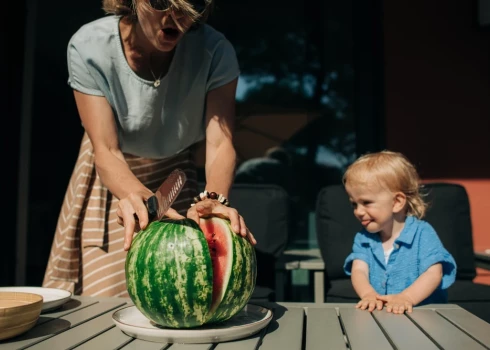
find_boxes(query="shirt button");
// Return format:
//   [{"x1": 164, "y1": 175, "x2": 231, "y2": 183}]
[{"x1": 394, "y1": 244, "x2": 400, "y2": 249}]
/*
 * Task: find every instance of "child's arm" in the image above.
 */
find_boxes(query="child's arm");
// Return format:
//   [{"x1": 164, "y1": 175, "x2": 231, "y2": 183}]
[
  {"x1": 376, "y1": 263, "x2": 443, "y2": 314},
  {"x1": 351, "y1": 259, "x2": 383, "y2": 312}
]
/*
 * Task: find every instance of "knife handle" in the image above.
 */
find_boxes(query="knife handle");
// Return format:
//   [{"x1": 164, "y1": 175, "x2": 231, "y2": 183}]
[
  {"x1": 133, "y1": 196, "x2": 158, "y2": 224},
  {"x1": 145, "y1": 195, "x2": 158, "y2": 222}
]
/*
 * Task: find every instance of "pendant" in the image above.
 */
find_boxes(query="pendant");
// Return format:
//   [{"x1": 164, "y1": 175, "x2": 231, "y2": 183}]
[{"x1": 154, "y1": 79, "x2": 161, "y2": 88}]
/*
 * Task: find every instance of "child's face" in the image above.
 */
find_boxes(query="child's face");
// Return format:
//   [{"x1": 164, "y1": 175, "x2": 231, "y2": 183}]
[{"x1": 345, "y1": 181, "x2": 399, "y2": 236}]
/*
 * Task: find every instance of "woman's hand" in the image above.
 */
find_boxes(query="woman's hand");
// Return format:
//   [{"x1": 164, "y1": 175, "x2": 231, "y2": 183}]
[
  {"x1": 116, "y1": 191, "x2": 185, "y2": 251},
  {"x1": 356, "y1": 292, "x2": 384, "y2": 312},
  {"x1": 376, "y1": 293, "x2": 415, "y2": 314},
  {"x1": 187, "y1": 199, "x2": 257, "y2": 245}
]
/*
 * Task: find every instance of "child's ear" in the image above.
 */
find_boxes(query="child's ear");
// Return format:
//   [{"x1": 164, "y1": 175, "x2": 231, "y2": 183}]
[{"x1": 392, "y1": 192, "x2": 407, "y2": 213}]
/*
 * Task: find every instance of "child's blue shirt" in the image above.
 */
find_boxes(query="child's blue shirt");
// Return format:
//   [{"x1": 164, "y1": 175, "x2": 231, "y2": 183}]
[{"x1": 343, "y1": 216, "x2": 457, "y2": 305}]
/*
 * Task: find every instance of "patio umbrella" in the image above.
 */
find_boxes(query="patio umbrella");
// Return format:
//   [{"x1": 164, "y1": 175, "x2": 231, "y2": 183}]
[{"x1": 194, "y1": 108, "x2": 320, "y2": 166}]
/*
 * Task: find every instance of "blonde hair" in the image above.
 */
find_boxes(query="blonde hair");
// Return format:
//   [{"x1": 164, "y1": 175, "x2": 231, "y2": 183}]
[
  {"x1": 342, "y1": 150, "x2": 427, "y2": 218},
  {"x1": 102, "y1": 0, "x2": 213, "y2": 25}
]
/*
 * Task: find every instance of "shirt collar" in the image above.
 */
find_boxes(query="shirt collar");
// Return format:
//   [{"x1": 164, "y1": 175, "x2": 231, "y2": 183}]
[{"x1": 395, "y1": 215, "x2": 417, "y2": 245}]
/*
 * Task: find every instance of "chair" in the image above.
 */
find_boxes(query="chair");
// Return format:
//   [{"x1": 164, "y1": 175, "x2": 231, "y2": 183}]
[
  {"x1": 315, "y1": 182, "x2": 490, "y2": 322},
  {"x1": 228, "y1": 183, "x2": 292, "y2": 302},
  {"x1": 197, "y1": 183, "x2": 292, "y2": 302}
]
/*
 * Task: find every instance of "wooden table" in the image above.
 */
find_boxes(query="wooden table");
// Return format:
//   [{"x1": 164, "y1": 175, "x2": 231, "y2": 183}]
[{"x1": 1, "y1": 296, "x2": 490, "y2": 349}]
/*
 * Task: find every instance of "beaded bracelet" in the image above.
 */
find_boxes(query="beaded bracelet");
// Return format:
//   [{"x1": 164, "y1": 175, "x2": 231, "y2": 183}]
[{"x1": 191, "y1": 190, "x2": 230, "y2": 207}]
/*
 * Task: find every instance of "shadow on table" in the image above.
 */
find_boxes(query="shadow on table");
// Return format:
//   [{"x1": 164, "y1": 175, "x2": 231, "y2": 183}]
[
  {"x1": 0, "y1": 318, "x2": 72, "y2": 343},
  {"x1": 42, "y1": 299, "x2": 82, "y2": 314}
]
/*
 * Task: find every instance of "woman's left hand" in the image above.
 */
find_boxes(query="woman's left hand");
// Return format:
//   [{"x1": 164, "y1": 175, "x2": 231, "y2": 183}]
[{"x1": 187, "y1": 199, "x2": 257, "y2": 245}]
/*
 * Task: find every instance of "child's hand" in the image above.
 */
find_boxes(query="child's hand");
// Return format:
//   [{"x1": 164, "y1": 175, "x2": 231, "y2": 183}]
[
  {"x1": 356, "y1": 293, "x2": 384, "y2": 312},
  {"x1": 376, "y1": 293, "x2": 414, "y2": 314}
]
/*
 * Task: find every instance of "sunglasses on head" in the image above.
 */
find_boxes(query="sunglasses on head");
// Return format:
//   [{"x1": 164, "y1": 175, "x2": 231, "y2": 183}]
[{"x1": 148, "y1": 0, "x2": 207, "y2": 13}]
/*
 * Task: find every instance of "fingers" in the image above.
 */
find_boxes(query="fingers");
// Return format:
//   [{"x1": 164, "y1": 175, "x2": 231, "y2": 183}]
[
  {"x1": 356, "y1": 299, "x2": 377, "y2": 311},
  {"x1": 385, "y1": 303, "x2": 411, "y2": 314},
  {"x1": 186, "y1": 199, "x2": 257, "y2": 245},
  {"x1": 165, "y1": 208, "x2": 185, "y2": 220},
  {"x1": 246, "y1": 229, "x2": 257, "y2": 245}
]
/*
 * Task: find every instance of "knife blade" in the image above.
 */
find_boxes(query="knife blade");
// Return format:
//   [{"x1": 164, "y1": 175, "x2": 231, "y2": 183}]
[{"x1": 145, "y1": 168, "x2": 187, "y2": 222}]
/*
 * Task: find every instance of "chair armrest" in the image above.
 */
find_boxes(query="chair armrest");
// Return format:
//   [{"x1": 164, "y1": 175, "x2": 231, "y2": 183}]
[{"x1": 475, "y1": 250, "x2": 490, "y2": 271}]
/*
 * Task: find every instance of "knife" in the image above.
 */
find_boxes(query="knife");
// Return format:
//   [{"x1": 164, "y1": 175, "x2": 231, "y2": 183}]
[{"x1": 144, "y1": 168, "x2": 187, "y2": 222}]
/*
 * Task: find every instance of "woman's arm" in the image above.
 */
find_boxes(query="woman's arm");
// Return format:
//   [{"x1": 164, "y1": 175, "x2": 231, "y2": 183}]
[
  {"x1": 73, "y1": 91, "x2": 156, "y2": 249},
  {"x1": 185, "y1": 78, "x2": 255, "y2": 244},
  {"x1": 351, "y1": 259, "x2": 383, "y2": 311},
  {"x1": 203, "y1": 78, "x2": 237, "y2": 197}
]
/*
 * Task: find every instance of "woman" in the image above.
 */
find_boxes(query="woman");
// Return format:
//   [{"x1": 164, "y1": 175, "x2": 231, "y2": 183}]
[{"x1": 42, "y1": 0, "x2": 255, "y2": 297}]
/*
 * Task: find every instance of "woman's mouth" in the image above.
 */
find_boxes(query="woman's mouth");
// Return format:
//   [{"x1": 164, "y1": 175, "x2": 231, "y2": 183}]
[{"x1": 162, "y1": 27, "x2": 180, "y2": 41}]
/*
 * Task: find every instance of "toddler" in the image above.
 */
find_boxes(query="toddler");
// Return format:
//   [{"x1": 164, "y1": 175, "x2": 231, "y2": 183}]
[{"x1": 343, "y1": 151, "x2": 456, "y2": 314}]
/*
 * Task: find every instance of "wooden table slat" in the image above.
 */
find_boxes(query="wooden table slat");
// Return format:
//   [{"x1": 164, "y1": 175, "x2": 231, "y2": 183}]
[
  {"x1": 305, "y1": 308, "x2": 346, "y2": 350},
  {"x1": 214, "y1": 330, "x2": 265, "y2": 350},
  {"x1": 436, "y1": 308, "x2": 490, "y2": 347},
  {"x1": 408, "y1": 309, "x2": 487, "y2": 350},
  {"x1": 28, "y1": 302, "x2": 128, "y2": 350},
  {"x1": 37, "y1": 298, "x2": 99, "y2": 325},
  {"x1": 168, "y1": 344, "x2": 214, "y2": 349},
  {"x1": 74, "y1": 326, "x2": 132, "y2": 350},
  {"x1": 339, "y1": 308, "x2": 393, "y2": 350},
  {"x1": 120, "y1": 339, "x2": 168, "y2": 350},
  {"x1": 259, "y1": 307, "x2": 304, "y2": 350},
  {"x1": 372, "y1": 311, "x2": 439, "y2": 350}
]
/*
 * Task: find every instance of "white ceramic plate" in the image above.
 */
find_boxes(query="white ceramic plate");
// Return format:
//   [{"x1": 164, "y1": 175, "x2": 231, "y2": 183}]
[
  {"x1": 0, "y1": 287, "x2": 72, "y2": 312},
  {"x1": 112, "y1": 304, "x2": 273, "y2": 344}
]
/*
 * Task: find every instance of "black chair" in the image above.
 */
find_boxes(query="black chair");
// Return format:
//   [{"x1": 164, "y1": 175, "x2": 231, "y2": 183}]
[
  {"x1": 315, "y1": 182, "x2": 490, "y2": 322},
  {"x1": 228, "y1": 183, "x2": 292, "y2": 302},
  {"x1": 197, "y1": 183, "x2": 292, "y2": 302}
]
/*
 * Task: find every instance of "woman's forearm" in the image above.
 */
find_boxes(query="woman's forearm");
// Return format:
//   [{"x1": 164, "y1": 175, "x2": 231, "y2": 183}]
[
  {"x1": 94, "y1": 147, "x2": 150, "y2": 200},
  {"x1": 205, "y1": 140, "x2": 236, "y2": 197}
]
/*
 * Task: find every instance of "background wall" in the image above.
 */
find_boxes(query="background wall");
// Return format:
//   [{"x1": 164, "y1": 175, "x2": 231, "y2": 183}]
[{"x1": 383, "y1": 2, "x2": 490, "y2": 283}]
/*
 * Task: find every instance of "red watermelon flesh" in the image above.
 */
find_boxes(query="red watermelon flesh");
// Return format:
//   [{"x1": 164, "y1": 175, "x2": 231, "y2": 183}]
[
  {"x1": 199, "y1": 217, "x2": 257, "y2": 323},
  {"x1": 201, "y1": 219, "x2": 227, "y2": 310}
]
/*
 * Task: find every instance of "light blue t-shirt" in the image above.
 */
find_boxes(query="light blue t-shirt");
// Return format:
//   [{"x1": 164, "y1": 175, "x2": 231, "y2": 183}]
[
  {"x1": 67, "y1": 15, "x2": 240, "y2": 158},
  {"x1": 344, "y1": 216, "x2": 457, "y2": 305}
]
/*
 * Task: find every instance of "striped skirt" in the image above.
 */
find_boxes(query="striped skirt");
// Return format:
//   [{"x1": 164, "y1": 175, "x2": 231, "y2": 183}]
[{"x1": 42, "y1": 133, "x2": 198, "y2": 297}]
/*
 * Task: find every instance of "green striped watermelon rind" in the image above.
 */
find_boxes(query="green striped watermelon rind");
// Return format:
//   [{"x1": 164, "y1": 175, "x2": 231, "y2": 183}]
[{"x1": 125, "y1": 219, "x2": 213, "y2": 328}]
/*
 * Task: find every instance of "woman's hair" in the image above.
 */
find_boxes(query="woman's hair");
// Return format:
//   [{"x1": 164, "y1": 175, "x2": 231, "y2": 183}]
[
  {"x1": 102, "y1": 0, "x2": 214, "y2": 25},
  {"x1": 342, "y1": 150, "x2": 428, "y2": 218}
]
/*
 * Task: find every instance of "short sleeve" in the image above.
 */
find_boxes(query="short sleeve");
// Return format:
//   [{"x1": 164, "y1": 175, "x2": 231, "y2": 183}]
[
  {"x1": 418, "y1": 223, "x2": 457, "y2": 289},
  {"x1": 67, "y1": 39, "x2": 104, "y2": 96},
  {"x1": 344, "y1": 233, "x2": 371, "y2": 276},
  {"x1": 206, "y1": 39, "x2": 240, "y2": 92}
]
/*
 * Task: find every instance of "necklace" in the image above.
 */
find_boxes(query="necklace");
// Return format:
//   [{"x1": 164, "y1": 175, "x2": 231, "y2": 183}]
[
  {"x1": 149, "y1": 54, "x2": 164, "y2": 88},
  {"x1": 149, "y1": 66, "x2": 163, "y2": 88}
]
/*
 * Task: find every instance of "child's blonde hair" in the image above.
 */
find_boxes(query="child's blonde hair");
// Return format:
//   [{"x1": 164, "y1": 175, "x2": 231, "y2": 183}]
[{"x1": 342, "y1": 150, "x2": 427, "y2": 218}]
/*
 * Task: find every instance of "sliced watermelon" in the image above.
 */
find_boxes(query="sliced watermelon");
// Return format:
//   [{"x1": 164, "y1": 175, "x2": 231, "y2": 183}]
[
  {"x1": 200, "y1": 217, "x2": 257, "y2": 324},
  {"x1": 125, "y1": 217, "x2": 257, "y2": 328}
]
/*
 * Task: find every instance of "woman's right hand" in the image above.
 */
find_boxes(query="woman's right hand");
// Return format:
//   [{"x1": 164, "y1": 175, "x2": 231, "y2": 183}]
[
  {"x1": 116, "y1": 191, "x2": 186, "y2": 251},
  {"x1": 116, "y1": 191, "x2": 153, "y2": 251}
]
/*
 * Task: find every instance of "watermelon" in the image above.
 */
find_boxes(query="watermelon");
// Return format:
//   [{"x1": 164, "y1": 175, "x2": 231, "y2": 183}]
[{"x1": 125, "y1": 217, "x2": 257, "y2": 328}]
